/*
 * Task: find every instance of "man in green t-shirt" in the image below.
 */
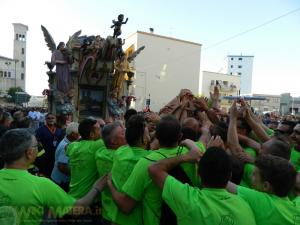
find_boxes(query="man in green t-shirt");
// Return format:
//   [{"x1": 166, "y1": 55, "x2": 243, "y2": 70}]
[
  {"x1": 95, "y1": 121, "x2": 127, "y2": 223},
  {"x1": 181, "y1": 117, "x2": 206, "y2": 153},
  {"x1": 67, "y1": 118, "x2": 104, "y2": 199},
  {"x1": 108, "y1": 114, "x2": 150, "y2": 225},
  {"x1": 227, "y1": 154, "x2": 299, "y2": 225},
  {"x1": 0, "y1": 129, "x2": 107, "y2": 225},
  {"x1": 107, "y1": 115, "x2": 202, "y2": 225},
  {"x1": 149, "y1": 146, "x2": 256, "y2": 225}
]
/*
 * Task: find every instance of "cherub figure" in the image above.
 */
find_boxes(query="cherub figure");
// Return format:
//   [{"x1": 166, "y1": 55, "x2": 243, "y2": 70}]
[{"x1": 111, "y1": 14, "x2": 128, "y2": 38}]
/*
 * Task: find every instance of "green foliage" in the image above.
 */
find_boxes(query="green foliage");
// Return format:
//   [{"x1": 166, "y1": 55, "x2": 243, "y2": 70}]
[{"x1": 6, "y1": 87, "x2": 31, "y2": 104}]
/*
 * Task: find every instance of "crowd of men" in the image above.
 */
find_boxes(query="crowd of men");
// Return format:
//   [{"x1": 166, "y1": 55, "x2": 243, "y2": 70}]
[{"x1": 0, "y1": 88, "x2": 300, "y2": 225}]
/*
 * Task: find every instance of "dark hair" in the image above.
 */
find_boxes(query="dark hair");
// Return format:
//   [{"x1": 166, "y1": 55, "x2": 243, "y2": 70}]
[
  {"x1": 267, "y1": 138, "x2": 291, "y2": 160},
  {"x1": 0, "y1": 112, "x2": 12, "y2": 124},
  {"x1": 45, "y1": 113, "x2": 55, "y2": 119},
  {"x1": 124, "y1": 109, "x2": 137, "y2": 127},
  {"x1": 237, "y1": 118, "x2": 252, "y2": 134},
  {"x1": 126, "y1": 115, "x2": 146, "y2": 147},
  {"x1": 210, "y1": 122, "x2": 228, "y2": 142},
  {"x1": 78, "y1": 118, "x2": 97, "y2": 140},
  {"x1": 255, "y1": 155, "x2": 296, "y2": 197},
  {"x1": 102, "y1": 122, "x2": 122, "y2": 148},
  {"x1": 156, "y1": 115, "x2": 181, "y2": 147},
  {"x1": 0, "y1": 129, "x2": 33, "y2": 164},
  {"x1": 199, "y1": 147, "x2": 232, "y2": 188},
  {"x1": 229, "y1": 155, "x2": 244, "y2": 185}
]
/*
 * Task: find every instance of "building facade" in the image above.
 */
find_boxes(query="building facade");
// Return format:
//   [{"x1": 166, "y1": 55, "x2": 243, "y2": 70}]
[
  {"x1": 251, "y1": 94, "x2": 280, "y2": 114},
  {"x1": 124, "y1": 31, "x2": 202, "y2": 112},
  {"x1": 0, "y1": 23, "x2": 28, "y2": 94},
  {"x1": 227, "y1": 55, "x2": 254, "y2": 95},
  {"x1": 200, "y1": 71, "x2": 240, "y2": 111},
  {"x1": 280, "y1": 93, "x2": 300, "y2": 116}
]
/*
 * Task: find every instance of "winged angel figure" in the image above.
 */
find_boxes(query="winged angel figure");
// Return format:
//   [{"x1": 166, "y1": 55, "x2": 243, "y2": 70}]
[{"x1": 41, "y1": 25, "x2": 81, "y2": 99}]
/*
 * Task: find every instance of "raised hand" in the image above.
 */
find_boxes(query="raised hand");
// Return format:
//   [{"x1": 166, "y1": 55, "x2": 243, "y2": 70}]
[{"x1": 207, "y1": 136, "x2": 225, "y2": 149}]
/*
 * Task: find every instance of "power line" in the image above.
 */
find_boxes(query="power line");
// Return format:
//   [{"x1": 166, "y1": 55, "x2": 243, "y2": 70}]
[
  {"x1": 137, "y1": 7, "x2": 300, "y2": 71},
  {"x1": 203, "y1": 7, "x2": 300, "y2": 51}
]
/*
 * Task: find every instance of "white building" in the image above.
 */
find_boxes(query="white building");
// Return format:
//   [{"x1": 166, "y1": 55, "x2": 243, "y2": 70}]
[
  {"x1": 227, "y1": 55, "x2": 254, "y2": 95},
  {"x1": 0, "y1": 23, "x2": 28, "y2": 93},
  {"x1": 200, "y1": 71, "x2": 240, "y2": 111},
  {"x1": 124, "y1": 31, "x2": 202, "y2": 112}
]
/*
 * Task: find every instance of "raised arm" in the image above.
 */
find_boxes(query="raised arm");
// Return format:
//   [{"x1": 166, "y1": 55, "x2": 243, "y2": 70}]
[
  {"x1": 240, "y1": 100, "x2": 271, "y2": 142},
  {"x1": 227, "y1": 101, "x2": 244, "y2": 154}
]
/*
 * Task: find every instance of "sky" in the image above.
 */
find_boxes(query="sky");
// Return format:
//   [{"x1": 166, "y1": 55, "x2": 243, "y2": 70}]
[{"x1": 0, "y1": 0, "x2": 300, "y2": 96}]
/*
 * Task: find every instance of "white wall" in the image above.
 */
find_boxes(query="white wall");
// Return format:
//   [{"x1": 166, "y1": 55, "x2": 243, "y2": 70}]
[
  {"x1": 13, "y1": 23, "x2": 28, "y2": 90},
  {"x1": 227, "y1": 56, "x2": 253, "y2": 95},
  {"x1": 126, "y1": 31, "x2": 201, "y2": 112},
  {"x1": 200, "y1": 71, "x2": 240, "y2": 97}
]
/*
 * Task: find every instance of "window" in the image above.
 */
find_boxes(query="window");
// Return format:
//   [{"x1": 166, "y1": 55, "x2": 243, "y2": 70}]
[
  {"x1": 211, "y1": 80, "x2": 215, "y2": 85},
  {"x1": 0, "y1": 71, "x2": 3, "y2": 77},
  {"x1": 231, "y1": 58, "x2": 234, "y2": 60},
  {"x1": 21, "y1": 73, "x2": 25, "y2": 80},
  {"x1": 230, "y1": 65, "x2": 233, "y2": 68},
  {"x1": 22, "y1": 48, "x2": 25, "y2": 54},
  {"x1": 238, "y1": 65, "x2": 242, "y2": 68},
  {"x1": 223, "y1": 81, "x2": 228, "y2": 86},
  {"x1": 4, "y1": 71, "x2": 7, "y2": 77},
  {"x1": 21, "y1": 61, "x2": 25, "y2": 68},
  {"x1": 8, "y1": 72, "x2": 11, "y2": 78},
  {"x1": 238, "y1": 72, "x2": 242, "y2": 75},
  {"x1": 16, "y1": 34, "x2": 18, "y2": 40},
  {"x1": 238, "y1": 58, "x2": 243, "y2": 60},
  {"x1": 230, "y1": 72, "x2": 232, "y2": 75}
]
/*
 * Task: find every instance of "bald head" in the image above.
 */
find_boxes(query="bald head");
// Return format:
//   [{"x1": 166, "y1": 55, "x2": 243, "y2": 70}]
[{"x1": 181, "y1": 117, "x2": 200, "y2": 142}]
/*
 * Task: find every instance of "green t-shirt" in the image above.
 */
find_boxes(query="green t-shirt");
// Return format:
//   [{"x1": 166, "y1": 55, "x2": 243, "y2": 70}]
[
  {"x1": 195, "y1": 141, "x2": 206, "y2": 153},
  {"x1": 110, "y1": 145, "x2": 150, "y2": 225},
  {"x1": 122, "y1": 146, "x2": 199, "y2": 225},
  {"x1": 291, "y1": 147, "x2": 300, "y2": 172},
  {"x1": 243, "y1": 147, "x2": 257, "y2": 158},
  {"x1": 0, "y1": 169, "x2": 75, "y2": 225},
  {"x1": 240, "y1": 163, "x2": 255, "y2": 188},
  {"x1": 95, "y1": 146, "x2": 116, "y2": 221},
  {"x1": 162, "y1": 176, "x2": 256, "y2": 225},
  {"x1": 67, "y1": 139, "x2": 104, "y2": 199},
  {"x1": 266, "y1": 128, "x2": 275, "y2": 137},
  {"x1": 238, "y1": 186, "x2": 300, "y2": 225}
]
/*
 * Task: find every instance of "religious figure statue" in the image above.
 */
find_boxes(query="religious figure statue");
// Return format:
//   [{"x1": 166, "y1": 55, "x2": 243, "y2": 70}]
[
  {"x1": 111, "y1": 14, "x2": 128, "y2": 38},
  {"x1": 110, "y1": 46, "x2": 145, "y2": 99},
  {"x1": 41, "y1": 25, "x2": 81, "y2": 104},
  {"x1": 51, "y1": 42, "x2": 73, "y2": 95}
]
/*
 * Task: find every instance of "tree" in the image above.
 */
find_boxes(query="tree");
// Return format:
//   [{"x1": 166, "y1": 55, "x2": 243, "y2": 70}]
[{"x1": 6, "y1": 87, "x2": 31, "y2": 104}]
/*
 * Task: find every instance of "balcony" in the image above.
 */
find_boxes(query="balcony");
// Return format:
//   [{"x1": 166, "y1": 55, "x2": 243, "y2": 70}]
[{"x1": 210, "y1": 84, "x2": 237, "y2": 92}]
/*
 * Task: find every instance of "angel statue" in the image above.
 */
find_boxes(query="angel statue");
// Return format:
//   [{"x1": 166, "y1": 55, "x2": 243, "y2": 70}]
[
  {"x1": 110, "y1": 46, "x2": 145, "y2": 99},
  {"x1": 111, "y1": 14, "x2": 128, "y2": 38},
  {"x1": 41, "y1": 25, "x2": 81, "y2": 103}
]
